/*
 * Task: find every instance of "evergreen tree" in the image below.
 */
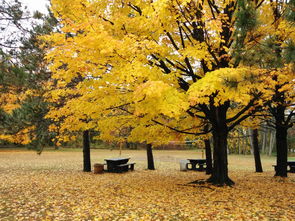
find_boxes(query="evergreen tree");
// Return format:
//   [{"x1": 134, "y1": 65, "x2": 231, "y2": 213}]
[
  {"x1": 0, "y1": 6, "x2": 59, "y2": 151},
  {"x1": 236, "y1": 0, "x2": 295, "y2": 177}
]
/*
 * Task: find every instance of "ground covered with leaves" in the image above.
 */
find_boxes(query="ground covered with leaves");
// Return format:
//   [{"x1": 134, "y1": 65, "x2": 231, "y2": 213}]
[{"x1": 0, "y1": 149, "x2": 294, "y2": 220}]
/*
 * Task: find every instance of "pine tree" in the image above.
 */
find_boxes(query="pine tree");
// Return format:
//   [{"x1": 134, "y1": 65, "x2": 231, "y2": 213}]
[
  {"x1": 0, "y1": 6, "x2": 59, "y2": 151},
  {"x1": 236, "y1": 0, "x2": 295, "y2": 177}
]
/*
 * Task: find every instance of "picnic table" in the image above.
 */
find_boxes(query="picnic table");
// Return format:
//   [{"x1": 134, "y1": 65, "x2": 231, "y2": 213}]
[
  {"x1": 186, "y1": 159, "x2": 206, "y2": 171},
  {"x1": 273, "y1": 161, "x2": 295, "y2": 173},
  {"x1": 287, "y1": 161, "x2": 295, "y2": 173},
  {"x1": 104, "y1": 158, "x2": 135, "y2": 173}
]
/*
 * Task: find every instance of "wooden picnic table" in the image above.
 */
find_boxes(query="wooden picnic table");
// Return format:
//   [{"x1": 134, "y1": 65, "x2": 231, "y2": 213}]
[
  {"x1": 273, "y1": 161, "x2": 295, "y2": 173},
  {"x1": 104, "y1": 158, "x2": 135, "y2": 173},
  {"x1": 287, "y1": 161, "x2": 295, "y2": 173},
  {"x1": 187, "y1": 159, "x2": 206, "y2": 171}
]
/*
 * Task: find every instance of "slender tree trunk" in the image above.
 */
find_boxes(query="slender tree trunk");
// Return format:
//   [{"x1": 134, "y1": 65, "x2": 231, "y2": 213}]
[
  {"x1": 119, "y1": 142, "x2": 122, "y2": 156},
  {"x1": 146, "y1": 143, "x2": 155, "y2": 170},
  {"x1": 251, "y1": 129, "x2": 263, "y2": 172},
  {"x1": 275, "y1": 109, "x2": 288, "y2": 177},
  {"x1": 238, "y1": 132, "x2": 241, "y2": 155},
  {"x1": 249, "y1": 129, "x2": 254, "y2": 155},
  {"x1": 269, "y1": 131, "x2": 275, "y2": 156},
  {"x1": 245, "y1": 129, "x2": 250, "y2": 155},
  {"x1": 241, "y1": 129, "x2": 246, "y2": 154},
  {"x1": 204, "y1": 139, "x2": 212, "y2": 174},
  {"x1": 262, "y1": 127, "x2": 267, "y2": 154},
  {"x1": 83, "y1": 130, "x2": 91, "y2": 172}
]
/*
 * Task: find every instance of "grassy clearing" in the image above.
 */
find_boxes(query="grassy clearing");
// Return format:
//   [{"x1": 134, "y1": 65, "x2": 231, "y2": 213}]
[{"x1": 0, "y1": 149, "x2": 294, "y2": 220}]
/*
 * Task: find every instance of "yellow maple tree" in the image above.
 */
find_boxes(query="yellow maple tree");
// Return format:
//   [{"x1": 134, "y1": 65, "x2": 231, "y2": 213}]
[{"x1": 44, "y1": 0, "x2": 294, "y2": 185}]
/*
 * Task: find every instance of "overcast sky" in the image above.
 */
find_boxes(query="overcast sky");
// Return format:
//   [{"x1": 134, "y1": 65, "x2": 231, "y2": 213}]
[
  {"x1": 21, "y1": 0, "x2": 50, "y2": 14},
  {"x1": 0, "y1": 0, "x2": 51, "y2": 47}
]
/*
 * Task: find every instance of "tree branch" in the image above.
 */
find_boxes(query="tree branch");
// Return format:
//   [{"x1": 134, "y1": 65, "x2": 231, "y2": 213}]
[{"x1": 227, "y1": 93, "x2": 262, "y2": 123}]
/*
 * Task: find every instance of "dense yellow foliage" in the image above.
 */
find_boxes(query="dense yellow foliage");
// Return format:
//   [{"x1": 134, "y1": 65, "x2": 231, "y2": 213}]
[
  {"x1": 43, "y1": 0, "x2": 295, "y2": 145},
  {"x1": 0, "y1": 126, "x2": 35, "y2": 145},
  {"x1": 0, "y1": 87, "x2": 26, "y2": 114},
  {"x1": 0, "y1": 86, "x2": 33, "y2": 144}
]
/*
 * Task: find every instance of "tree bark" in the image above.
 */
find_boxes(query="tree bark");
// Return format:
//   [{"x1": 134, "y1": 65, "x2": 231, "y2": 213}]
[
  {"x1": 207, "y1": 128, "x2": 234, "y2": 185},
  {"x1": 146, "y1": 143, "x2": 155, "y2": 170},
  {"x1": 207, "y1": 106, "x2": 234, "y2": 186},
  {"x1": 249, "y1": 129, "x2": 254, "y2": 155},
  {"x1": 275, "y1": 107, "x2": 288, "y2": 177},
  {"x1": 245, "y1": 129, "x2": 250, "y2": 155},
  {"x1": 251, "y1": 129, "x2": 263, "y2": 172},
  {"x1": 83, "y1": 130, "x2": 91, "y2": 172},
  {"x1": 204, "y1": 139, "x2": 212, "y2": 174},
  {"x1": 268, "y1": 131, "x2": 275, "y2": 156},
  {"x1": 238, "y1": 132, "x2": 241, "y2": 154},
  {"x1": 261, "y1": 127, "x2": 267, "y2": 154}
]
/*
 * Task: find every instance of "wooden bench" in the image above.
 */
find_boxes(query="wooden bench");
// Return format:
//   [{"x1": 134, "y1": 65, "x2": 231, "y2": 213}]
[
  {"x1": 187, "y1": 159, "x2": 206, "y2": 171},
  {"x1": 272, "y1": 165, "x2": 277, "y2": 171},
  {"x1": 272, "y1": 164, "x2": 295, "y2": 173},
  {"x1": 116, "y1": 163, "x2": 136, "y2": 173},
  {"x1": 289, "y1": 165, "x2": 295, "y2": 173},
  {"x1": 105, "y1": 158, "x2": 130, "y2": 173}
]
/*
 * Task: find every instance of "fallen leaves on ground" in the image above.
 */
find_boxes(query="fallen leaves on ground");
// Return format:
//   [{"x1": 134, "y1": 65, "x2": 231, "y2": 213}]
[{"x1": 0, "y1": 150, "x2": 294, "y2": 220}]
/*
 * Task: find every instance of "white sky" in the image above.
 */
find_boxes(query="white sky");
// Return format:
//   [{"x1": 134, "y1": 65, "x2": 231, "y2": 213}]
[
  {"x1": 20, "y1": 0, "x2": 50, "y2": 14},
  {"x1": 0, "y1": 0, "x2": 51, "y2": 48}
]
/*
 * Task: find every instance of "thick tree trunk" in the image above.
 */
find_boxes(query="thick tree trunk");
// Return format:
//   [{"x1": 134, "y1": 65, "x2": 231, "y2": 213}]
[
  {"x1": 204, "y1": 139, "x2": 212, "y2": 174},
  {"x1": 207, "y1": 129, "x2": 234, "y2": 185},
  {"x1": 83, "y1": 130, "x2": 91, "y2": 172},
  {"x1": 275, "y1": 121, "x2": 288, "y2": 177},
  {"x1": 251, "y1": 129, "x2": 263, "y2": 172},
  {"x1": 207, "y1": 107, "x2": 234, "y2": 186},
  {"x1": 146, "y1": 143, "x2": 155, "y2": 170}
]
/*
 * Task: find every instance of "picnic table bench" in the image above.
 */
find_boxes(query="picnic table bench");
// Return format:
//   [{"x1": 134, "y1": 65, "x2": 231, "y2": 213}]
[
  {"x1": 288, "y1": 161, "x2": 295, "y2": 172},
  {"x1": 186, "y1": 159, "x2": 206, "y2": 171},
  {"x1": 273, "y1": 161, "x2": 295, "y2": 173},
  {"x1": 104, "y1": 158, "x2": 135, "y2": 173}
]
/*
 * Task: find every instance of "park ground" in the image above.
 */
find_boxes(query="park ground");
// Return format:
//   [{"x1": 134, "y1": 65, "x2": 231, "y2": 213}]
[{"x1": 0, "y1": 149, "x2": 295, "y2": 220}]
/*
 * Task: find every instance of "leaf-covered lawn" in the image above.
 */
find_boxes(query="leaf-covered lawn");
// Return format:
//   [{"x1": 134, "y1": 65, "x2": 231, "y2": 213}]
[{"x1": 0, "y1": 150, "x2": 294, "y2": 220}]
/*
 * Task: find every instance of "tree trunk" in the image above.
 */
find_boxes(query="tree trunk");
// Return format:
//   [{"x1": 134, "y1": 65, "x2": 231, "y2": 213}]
[
  {"x1": 207, "y1": 106, "x2": 234, "y2": 186},
  {"x1": 244, "y1": 129, "x2": 250, "y2": 155},
  {"x1": 207, "y1": 128, "x2": 234, "y2": 185},
  {"x1": 249, "y1": 129, "x2": 254, "y2": 155},
  {"x1": 83, "y1": 130, "x2": 91, "y2": 172},
  {"x1": 251, "y1": 129, "x2": 263, "y2": 172},
  {"x1": 146, "y1": 143, "x2": 155, "y2": 170},
  {"x1": 268, "y1": 131, "x2": 275, "y2": 156},
  {"x1": 261, "y1": 127, "x2": 267, "y2": 154},
  {"x1": 275, "y1": 110, "x2": 288, "y2": 177},
  {"x1": 238, "y1": 133, "x2": 241, "y2": 155},
  {"x1": 204, "y1": 139, "x2": 212, "y2": 174}
]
